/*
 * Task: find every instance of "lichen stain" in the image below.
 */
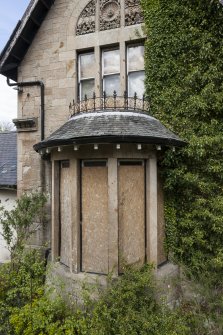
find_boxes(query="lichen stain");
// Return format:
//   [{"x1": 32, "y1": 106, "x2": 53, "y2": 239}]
[
  {"x1": 54, "y1": 42, "x2": 64, "y2": 54},
  {"x1": 67, "y1": 60, "x2": 74, "y2": 72}
]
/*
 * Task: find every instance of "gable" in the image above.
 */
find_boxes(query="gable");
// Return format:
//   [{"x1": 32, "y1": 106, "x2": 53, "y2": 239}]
[
  {"x1": 0, "y1": 0, "x2": 55, "y2": 81},
  {"x1": 0, "y1": 0, "x2": 144, "y2": 82}
]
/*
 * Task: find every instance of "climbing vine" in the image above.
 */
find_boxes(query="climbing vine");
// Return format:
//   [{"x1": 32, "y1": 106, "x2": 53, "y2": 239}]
[{"x1": 141, "y1": 0, "x2": 223, "y2": 282}]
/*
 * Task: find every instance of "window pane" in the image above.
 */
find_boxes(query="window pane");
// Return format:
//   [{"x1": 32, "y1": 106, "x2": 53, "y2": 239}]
[
  {"x1": 103, "y1": 50, "x2": 120, "y2": 75},
  {"x1": 80, "y1": 53, "x2": 95, "y2": 79},
  {"x1": 128, "y1": 45, "x2": 144, "y2": 72},
  {"x1": 104, "y1": 74, "x2": 120, "y2": 95},
  {"x1": 81, "y1": 79, "x2": 95, "y2": 100},
  {"x1": 128, "y1": 71, "x2": 145, "y2": 99}
]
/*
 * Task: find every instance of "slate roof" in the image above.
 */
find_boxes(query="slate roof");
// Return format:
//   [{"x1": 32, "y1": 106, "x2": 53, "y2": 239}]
[
  {"x1": 0, "y1": 132, "x2": 17, "y2": 188},
  {"x1": 34, "y1": 110, "x2": 186, "y2": 151}
]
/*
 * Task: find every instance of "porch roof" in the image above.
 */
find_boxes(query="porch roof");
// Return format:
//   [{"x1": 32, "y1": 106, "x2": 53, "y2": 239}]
[{"x1": 33, "y1": 109, "x2": 186, "y2": 151}]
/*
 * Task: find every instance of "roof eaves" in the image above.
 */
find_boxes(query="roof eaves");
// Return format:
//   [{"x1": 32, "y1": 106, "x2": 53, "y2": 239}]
[
  {"x1": 0, "y1": 0, "x2": 55, "y2": 81},
  {"x1": 34, "y1": 135, "x2": 187, "y2": 152},
  {"x1": 0, "y1": 185, "x2": 17, "y2": 190},
  {"x1": 0, "y1": 21, "x2": 22, "y2": 61},
  {"x1": 0, "y1": 0, "x2": 38, "y2": 67}
]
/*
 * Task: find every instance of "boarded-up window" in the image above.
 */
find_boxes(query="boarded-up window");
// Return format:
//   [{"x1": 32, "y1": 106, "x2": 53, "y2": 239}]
[
  {"x1": 118, "y1": 160, "x2": 145, "y2": 272},
  {"x1": 81, "y1": 160, "x2": 108, "y2": 274}
]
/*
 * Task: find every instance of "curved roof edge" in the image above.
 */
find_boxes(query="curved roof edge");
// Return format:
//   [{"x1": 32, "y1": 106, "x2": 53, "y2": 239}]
[
  {"x1": 33, "y1": 110, "x2": 186, "y2": 151},
  {"x1": 34, "y1": 135, "x2": 186, "y2": 152}
]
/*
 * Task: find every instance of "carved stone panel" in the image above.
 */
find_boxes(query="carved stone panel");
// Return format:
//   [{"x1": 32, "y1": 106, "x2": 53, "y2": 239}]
[
  {"x1": 76, "y1": 0, "x2": 96, "y2": 36},
  {"x1": 100, "y1": 0, "x2": 121, "y2": 31},
  {"x1": 125, "y1": 0, "x2": 144, "y2": 26}
]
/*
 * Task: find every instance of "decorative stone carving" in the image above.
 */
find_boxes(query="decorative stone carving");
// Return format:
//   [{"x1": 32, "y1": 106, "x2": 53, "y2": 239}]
[
  {"x1": 76, "y1": 0, "x2": 96, "y2": 36},
  {"x1": 125, "y1": 0, "x2": 144, "y2": 26},
  {"x1": 75, "y1": 0, "x2": 144, "y2": 35},
  {"x1": 100, "y1": 0, "x2": 121, "y2": 31}
]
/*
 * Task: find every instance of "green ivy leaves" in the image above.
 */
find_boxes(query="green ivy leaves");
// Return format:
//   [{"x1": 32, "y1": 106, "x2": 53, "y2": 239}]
[{"x1": 141, "y1": 0, "x2": 223, "y2": 282}]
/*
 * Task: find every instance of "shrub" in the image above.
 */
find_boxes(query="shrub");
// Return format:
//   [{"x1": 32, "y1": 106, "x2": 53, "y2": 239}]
[
  {"x1": 0, "y1": 192, "x2": 47, "y2": 335},
  {"x1": 141, "y1": 0, "x2": 223, "y2": 283},
  {"x1": 0, "y1": 249, "x2": 45, "y2": 335},
  {"x1": 0, "y1": 191, "x2": 47, "y2": 260},
  {"x1": 9, "y1": 264, "x2": 190, "y2": 335},
  {"x1": 88, "y1": 264, "x2": 190, "y2": 335}
]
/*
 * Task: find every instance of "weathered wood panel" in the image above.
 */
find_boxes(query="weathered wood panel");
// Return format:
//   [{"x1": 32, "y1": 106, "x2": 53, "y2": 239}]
[
  {"x1": 82, "y1": 164, "x2": 108, "y2": 274},
  {"x1": 60, "y1": 161, "x2": 72, "y2": 267},
  {"x1": 118, "y1": 163, "x2": 145, "y2": 272}
]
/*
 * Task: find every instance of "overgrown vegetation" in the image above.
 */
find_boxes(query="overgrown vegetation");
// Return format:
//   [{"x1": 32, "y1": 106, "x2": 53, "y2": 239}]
[
  {"x1": 0, "y1": 193, "x2": 222, "y2": 334},
  {"x1": 0, "y1": 192, "x2": 47, "y2": 334},
  {"x1": 0, "y1": 191, "x2": 46, "y2": 259},
  {"x1": 141, "y1": 0, "x2": 223, "y2": 283},
  {"x1": 3, "y1": 263, "x2": 192, "y2": 335},
  {"x1": 1, "y1": 1, "x2": 223, "y2": 331},
  {"x1": 0, "y1": 250, "x2": 45, "y2": 335}
]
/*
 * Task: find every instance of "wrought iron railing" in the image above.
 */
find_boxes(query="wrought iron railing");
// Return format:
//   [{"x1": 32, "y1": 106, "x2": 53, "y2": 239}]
[{"x1": 69, "y1": 91, "x2": 150, "y2": 117}]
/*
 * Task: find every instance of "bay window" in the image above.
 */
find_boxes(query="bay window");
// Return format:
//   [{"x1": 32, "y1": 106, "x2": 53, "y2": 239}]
[{"x1": 78, "y1": 44, "x2": 145, "y2": 99}]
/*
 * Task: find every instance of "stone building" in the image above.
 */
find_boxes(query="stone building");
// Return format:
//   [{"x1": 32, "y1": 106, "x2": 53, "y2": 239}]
[{"x1": 0, "y1": 0, "x2": 185, "y2": 277}]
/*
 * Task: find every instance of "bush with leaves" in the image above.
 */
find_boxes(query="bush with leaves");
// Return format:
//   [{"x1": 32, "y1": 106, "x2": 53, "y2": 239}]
[
  {"x1": 88, "y1": 264, "x2": 190, "y2": 335},
  {"x1": 9, "y1": 264, "x2": 190, "y2": 335},
  {"x1": 0, "y1": 192, "x2": 47, "y2": 259},
  {"x1": 0, "y1": 192, "x2": 47, "y2": 335},
  {"x1": 177, "y1": 268, "x2": 223, "y2": 335},
  {"x1": 141, "y1": 0, "x2": 223, "y2": 283},
  {"x1": 0, "y1": 249, "x2": 45, "y2": 335}
]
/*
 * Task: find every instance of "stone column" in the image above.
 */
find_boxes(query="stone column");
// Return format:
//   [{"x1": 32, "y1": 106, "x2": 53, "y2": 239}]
[
  {"x1": 146, "y1": 155, "x2": 158, "y2": 266},
  {"x1": 95, "y1": 46, "x2": 101, "y2": 97},
  {"x1": 108, "y1": 158, "x2": 119, "y2": 275},
  {"x1": 51, "y1": 160, "x2": 60, "y2": 261},
  {"x1": 70, "y1": 158, "x2": 81, "y2": 273}
]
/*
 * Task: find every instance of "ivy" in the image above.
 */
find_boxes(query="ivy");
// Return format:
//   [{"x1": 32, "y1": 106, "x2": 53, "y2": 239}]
[{"x1": 141, "y1": 0, "x2": 223, "y2": 282}]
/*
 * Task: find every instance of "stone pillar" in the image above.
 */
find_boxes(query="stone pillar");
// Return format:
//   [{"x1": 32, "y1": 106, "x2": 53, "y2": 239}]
[
  {"x1": 146, "y1": 155, "x2": 158, "y2": 266},
  {"x1": 51, "y1": 160, "x2": 60, "y2": 261},
  {"x1": 95, "y1": 46, "x2": 101, "y2": 97},
  {"x1": 70, "y1": 158, "x2": 80, "y2": 273},
  {"x1": 108, "y1": 158, "x2": 119, "y2": 275}
]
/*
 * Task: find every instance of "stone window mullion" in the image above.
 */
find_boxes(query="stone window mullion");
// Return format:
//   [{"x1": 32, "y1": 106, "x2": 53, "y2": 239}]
[
  {"x1": 95, "y1": 46, "x2": 101, "y2": 97},
  {"x1": 120, "y1": 41, "x2": 126, "y2": 95}
]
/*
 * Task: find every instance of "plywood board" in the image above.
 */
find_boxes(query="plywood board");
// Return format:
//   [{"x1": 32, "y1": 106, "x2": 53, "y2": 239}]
[
  {"x1": 118, "y1": 164, "x2": 145, "y2": 272},
  {"x1": 60, "y1": 162, "x2": 72, "y2": 267},
  {"x1": 82, "y1": 165, "x2": 108, "y2": 274}
]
